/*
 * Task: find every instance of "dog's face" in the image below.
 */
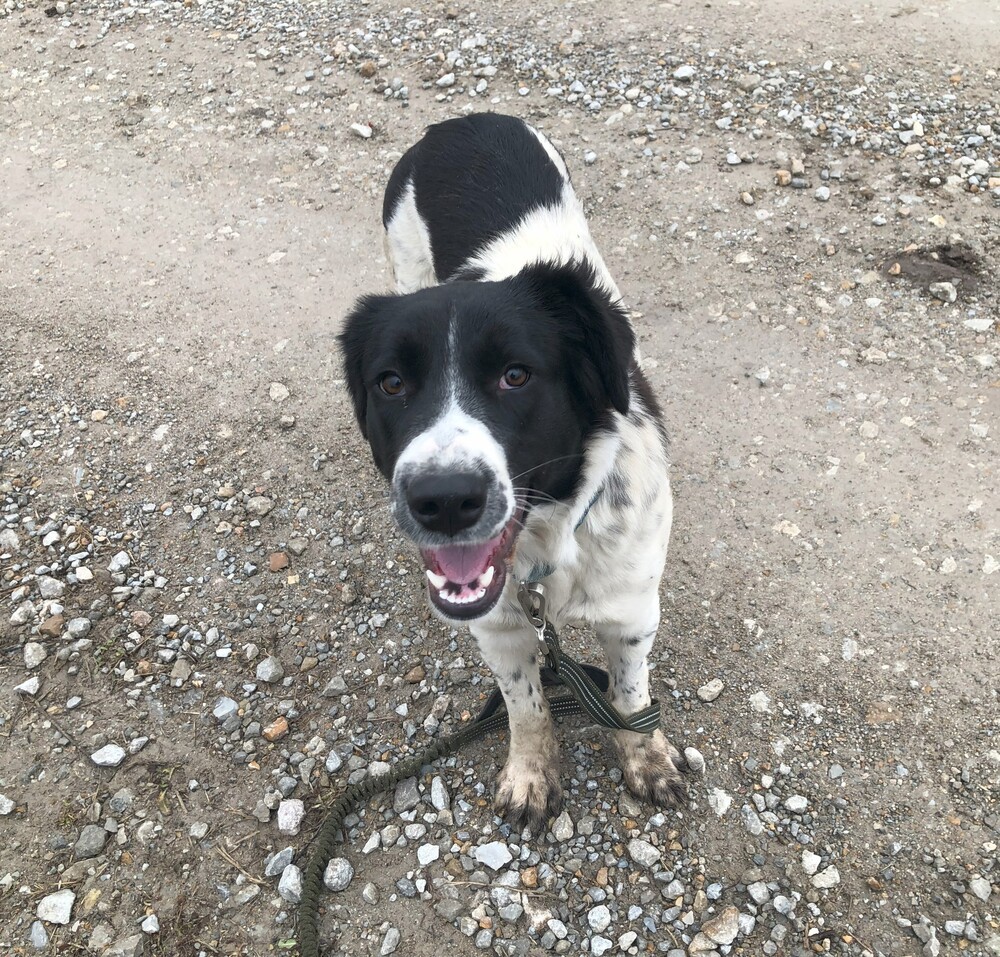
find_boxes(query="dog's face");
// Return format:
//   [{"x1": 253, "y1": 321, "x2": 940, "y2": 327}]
[{"x1": 339, "y1": 262, "x2": 634, "y2": 621}]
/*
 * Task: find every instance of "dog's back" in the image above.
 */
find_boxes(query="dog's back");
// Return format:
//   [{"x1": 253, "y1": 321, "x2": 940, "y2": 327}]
[{"x1": 383, "y1": 113, "x2": 620, "y2": 301}]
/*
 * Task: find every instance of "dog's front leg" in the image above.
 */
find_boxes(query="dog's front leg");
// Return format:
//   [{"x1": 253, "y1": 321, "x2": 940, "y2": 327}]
[
  {"x1": 471, "y1": 622, "x2": 562, "y2": 832},
  {"x1": 597, "y1": 596, "x2": 687, "y2": 807}
]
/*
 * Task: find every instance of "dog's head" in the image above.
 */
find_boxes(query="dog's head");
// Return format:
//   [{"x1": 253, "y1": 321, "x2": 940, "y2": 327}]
[{"x1": 339, "y1": 261, "x2": 635, "y2": 621}]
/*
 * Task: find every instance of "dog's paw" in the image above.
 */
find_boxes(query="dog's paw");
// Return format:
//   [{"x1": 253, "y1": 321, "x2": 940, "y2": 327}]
[
  {"x1": 618, "y1": 729, "x2": 689, "y2": 807},
  {"x1": 494, "y1": 753, "x2": 563, "y2": 833}
]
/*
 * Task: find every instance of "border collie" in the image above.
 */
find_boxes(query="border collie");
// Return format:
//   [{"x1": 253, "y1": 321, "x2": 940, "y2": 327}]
[{"x1": 340, "y1": 113, "x2": 684, "y2": 830}]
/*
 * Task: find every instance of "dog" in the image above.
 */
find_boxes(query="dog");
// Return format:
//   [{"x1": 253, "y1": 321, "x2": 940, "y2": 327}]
[{"x1": 339, "y1": 113, "x2": 684, "y2": 830}]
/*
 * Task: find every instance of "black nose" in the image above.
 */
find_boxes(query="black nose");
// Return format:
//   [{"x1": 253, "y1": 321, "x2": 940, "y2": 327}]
[{"x1": 406, "y1": 472, "x2": 488, "y2": 535}]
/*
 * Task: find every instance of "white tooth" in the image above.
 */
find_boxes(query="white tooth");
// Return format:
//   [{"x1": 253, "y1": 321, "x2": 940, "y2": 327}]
[
  {"x1": 480, "y1": 565, "x2": 495, "y2": 587},
  {"x1": 426, "y1": 570, "x2": 448, "y2": 590}
]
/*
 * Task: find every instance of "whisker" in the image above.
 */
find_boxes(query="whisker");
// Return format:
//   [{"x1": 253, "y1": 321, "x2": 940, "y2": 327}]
[{"x1": 509, "y1": 453, "x2": 584, "y2": 483}]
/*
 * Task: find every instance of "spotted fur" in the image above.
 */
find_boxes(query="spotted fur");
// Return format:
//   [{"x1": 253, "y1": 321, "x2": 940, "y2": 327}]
[{"x1": 341, "y1": 113, "x2": 686, "y2": 830}]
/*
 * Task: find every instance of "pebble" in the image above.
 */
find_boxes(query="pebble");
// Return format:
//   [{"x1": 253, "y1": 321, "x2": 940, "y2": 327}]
[
  {"x1": 29, "y1": 921, "x2": 49, "y2": 949},
  {"x1": 276, "y1": 799, "x2": 305, "y2": 835},
  {"x1": 969, "y1": 877, "x2": 991, "y2": 902},
  {"x1": 75, "y1": 824, "x2": 108, "y2": 859},
  {"x1": 929, "y1": 281, "x2": 957, "y2": 303},
  {"x1": 784, "y1": 795, "x2": 808, "y2": 813},
  {"x1": 0, "y1": 794, "x2": 15, "y2": 816},
  {"x1": 683, "y1": 746, "x2": 706, "y2": 773},
  {"x1": 36, "y1": 888, "x2": 75, "y2": 924},
  {"x1": 801, "y1": 850, "x2": 821, "y2": 875},
  {"x1": 697, "y1": 678, "x2": 724, "y2": 702},
  {"x1": 815, "y1": 185, "x2": 831, "y2": 201},
  {"x1": 66, "y1": 617, "x2": 91, "y2": 638},
  {"x1": 256, "y1": 656, "x2": 284, "y2": 682},
  {"x1": 417, "y1": 843, "x2": 440, "y2": 866},
  {"x1": 627, "y1": 838, "x2": 661, "y2": 868},
  {"x1": 673, "y1": 65, "x2": 696, "y2": 80},
  {"x1": 701, "y1": 906, "x2": 740, "y2": 946},
  {"x1": 278, "y1": 864, "x2": 303, "y2": 903},
  {"x1": 812, "y1": 866, "x2": 841, "y2": 889},
  {"x1": 323, "y1": 857, "x2": 355, "y2": 892},
  {"x1": 91, "y1": 745, "x2": 127, "y2": 768},
  {"x1": 591, "y1": 936, "x2": 613, "y2": 956},
  {"x1": 245, "y1": 496, "x2": 274, "y2": 517},
  {"x1": 265, "y1": 847, "x2": 295, "y2": 877},
  {"x1": 380, "y1": 928, "x2": 401, "y2": 955},
  {"x1": 140, "y1": 915, "x2": 159, "y2": 934},
  {"x1": 350, "y1": 122, "x2": 373, "y2": 139},
  {"x1": 24, "y1": 642, "x2": 47, "y2": 668},
  {"x1": 552, "y1": 809, "x2": 574, "y2": 840},
  {"x1": 474, "y1": 840, "x2": 513, "y2": 870},
  {"x1": 588, "y1": 904, "x2": 611, "y2": 932}
]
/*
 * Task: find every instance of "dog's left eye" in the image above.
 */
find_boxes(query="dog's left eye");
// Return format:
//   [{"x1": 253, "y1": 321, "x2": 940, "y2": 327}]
[{"x1": 500, "y1": 366, "x2": 530, "y2": 390}]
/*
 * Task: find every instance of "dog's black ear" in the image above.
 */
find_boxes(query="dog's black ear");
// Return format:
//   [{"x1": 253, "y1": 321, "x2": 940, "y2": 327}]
[
  {"x1": 520, "y1": 261, "x2": 635, "y2": 415},
  {"x1": 338, "y1": 293, "x2": 395, "y2": 438}
]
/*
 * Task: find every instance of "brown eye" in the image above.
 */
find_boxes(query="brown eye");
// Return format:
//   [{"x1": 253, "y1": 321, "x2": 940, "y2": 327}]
[
  {"x1": 501, "y1": 366, "x2": 530, "y2": 390},
  {"x1": 379, "y1": 373, "x2": 405, "y2": 396}
]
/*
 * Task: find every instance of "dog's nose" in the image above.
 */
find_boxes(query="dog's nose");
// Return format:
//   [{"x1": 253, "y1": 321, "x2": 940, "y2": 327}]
[{"x1": 406, "y1": 473, "x2": 488, "y2": 535}]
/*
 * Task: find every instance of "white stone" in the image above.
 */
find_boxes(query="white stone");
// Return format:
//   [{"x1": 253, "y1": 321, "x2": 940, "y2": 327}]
[
  {"x1": 801, "y1": 850, "x2": 822, "y2": 875},
  {"x1": 627, "y1": 838, "x2": 661, "y2": 868},
  {"x1": 588, "y1": 904, "x2": 611, "y2": 932},
  {"x1": 784, "y1": 794, "x2": 808, "y2": 813},
  {"x1": 697, "y1": 678, "x2": 724, "y2": 702},
  {"x1": 708, "y1": 787, "x2": 732, "y2": 817},
  {"x1": 278, "y1": 864, "x2": 303, "y2": 903},
  {"x1": 474, "y1": 840, "x2": 513, "y2": 870},
  {"x1": 417, "y1": 844, "x2": 440, "y2": 866},
  {"x1": 323, "y1": 857, "x2": 354, "y2": 892},
  {"x1": 37, "y1": 889, "x2": 75, "y2": 924},
  {"x1": 277, "y1": 799, "x2": 305, "y2": 835},
  {"x1": 811, "y1": 866, "x2": 841, "y2": 889},
  {"x1": 551, "y1": 810, "x2": 574, "y2": 841},
  {"x1": 24, "y1": 642, "x2": 47, "y2": 668},
  {"x1": 140, "y1": 914, "x2": 159, "y2": 934},
  {"x1": 91, "y1": 745, "x2": 126, "y2": 767}
]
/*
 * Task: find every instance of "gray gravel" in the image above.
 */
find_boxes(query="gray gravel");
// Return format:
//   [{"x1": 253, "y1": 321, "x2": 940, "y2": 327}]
[{"x1": 1, "y1": 0, "x2": 998, "y2": 954}]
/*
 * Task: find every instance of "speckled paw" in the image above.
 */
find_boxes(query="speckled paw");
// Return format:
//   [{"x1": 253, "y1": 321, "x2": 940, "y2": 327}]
[
  {"x1": 618, "y1": 728, "x2": 689, "y2": 807},
  {"x1": 493, "y1": 757, "x2": 563, "y2": 833}
]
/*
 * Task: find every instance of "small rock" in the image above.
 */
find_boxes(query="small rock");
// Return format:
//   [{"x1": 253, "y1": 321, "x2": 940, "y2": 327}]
[
  {"x1": 815, "y1": 185, "x2": 831, "y2": 202},
  {"x1": 588, "y1": 904, "x2": 611, "y2": 932},
  {"x1": 265, "y1": 847, "x2": 295, "y2": 877},
  {"x1": 702, "y1": 906, "x2": 740, "y2": 946},
  {"x1": 801, "y1": 850, "x2": 821, "y2": 875},
  {"x1": 417, "y1": 844, "x2": 440, "y2": 866},
  {"x1": 91, "y1": 745, "x2": 126, "y2": 768},
  {"x1": 246, "y1": 496, "x2": 274, "y2": 517},
  {"x1": 380, "y1": 928, "x2": 401, "y2": 956},
  {"x1": 684, "y1": 748, "x2": 705, "y2": 774},
  {"x1": 29, "y1": 920, "x2": 49, "y2": 950},
  {"x1": 812, "y1": 866, "x2": 841, "y2": 889},
  {"x1": 140, "y1": 914, "x2": 159, "y2": 934},
  {"x1": 436, "y1": 73, "x2": 456, "y2": 87},
  {"x1": 103, "y1": 935, "x2": 144, "y2": 957},
  {"x1": 970, "y1": 877, "x2": 992, "y2": 902},
  {"x1": 24, "y1": 642, "x2": 47, "y2": 669},
  {"x1": 278, "y1": 864, "x2": 303, "y2": 903},
  {"x1": 277, "y1": 799, "x2": 305, "y2": 835},
  {"x1": 393, "y1": 777, "x2": 421, "y2": 812},
  {"x1": 269, "y1": 382, "x2": 290, "y2": 402},
  {"x1": 929, "y1": 281, "x2": 957, "y2": 303},
  {"x1": 37, "y1": 889, "x2": 75, "y2": 924},
  {"x1": 552, "y1": 809, "x2": 574, "y2": 841},
  {"x1": 0, "y1": 794, "x2": 15, "y2": 816},
  {"x1": 673, "y1": 64, "x2": 695, "y2": 81},
  {"x1": 474, "y1": 841, "x2": 513, "y2": 870},
  {"x1": 627, "y1": 838, "x2": 661, "y2": 868},
  {"x1": 75, "y1": 824, "x2": 108, "y2": 859},
  {"x1": 697, "y1": 678, "x2": 724, "y2": 702},
  {"x1": 256, "y1": 656, "x2": 284, "y2": 683},
  {"x1": 108, "y1": 551, "x2": 131, "y2": 573},
  {"x1": 784, "y1": 795, "x2": 808, "y2": 813},
  {"x1": 323, "y1": 857, "x2": 355, "y2": 892},
  {"x1": 66, "y1": 617, "x2": 91, "y2": 638},
  {"x1": 591, "y1": 936, "x2": 613, "y2": 956}
]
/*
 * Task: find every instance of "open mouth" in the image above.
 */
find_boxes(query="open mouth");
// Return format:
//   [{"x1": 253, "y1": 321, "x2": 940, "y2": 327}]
[{"x1": 419, "y1": 513, "x2": 521, "y2": 620}]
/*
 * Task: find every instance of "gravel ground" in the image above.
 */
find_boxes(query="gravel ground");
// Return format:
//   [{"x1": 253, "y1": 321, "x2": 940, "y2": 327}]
[{"x1": 1, "y1": 0, "x2": 998, "y2": 955}]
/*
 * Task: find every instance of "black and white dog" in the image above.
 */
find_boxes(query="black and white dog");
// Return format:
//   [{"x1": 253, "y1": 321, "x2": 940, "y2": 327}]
[{"x1": 340, "y1": 113, "x2": 684, "y2": 830}]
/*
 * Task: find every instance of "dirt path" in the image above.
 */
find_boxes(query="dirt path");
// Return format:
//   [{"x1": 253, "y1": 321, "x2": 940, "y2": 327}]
[{"x1": 1, "y1": 1, "x2": 997, "y2": 955}]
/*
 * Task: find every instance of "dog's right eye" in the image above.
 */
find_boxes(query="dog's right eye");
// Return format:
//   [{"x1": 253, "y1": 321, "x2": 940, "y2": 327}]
[{"x1": 378, "y1": 373, "x2": 405, "y2": 396}]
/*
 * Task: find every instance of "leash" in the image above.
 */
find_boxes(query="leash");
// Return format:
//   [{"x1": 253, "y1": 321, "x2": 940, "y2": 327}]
[{"x1": 297, "y1": 581, "x2": 660, "y2": 957}]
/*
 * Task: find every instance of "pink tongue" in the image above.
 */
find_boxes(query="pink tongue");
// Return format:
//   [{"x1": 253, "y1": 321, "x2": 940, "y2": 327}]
[{"x1": 426, "y1": 538, "x2": 499, "y2": 585}]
